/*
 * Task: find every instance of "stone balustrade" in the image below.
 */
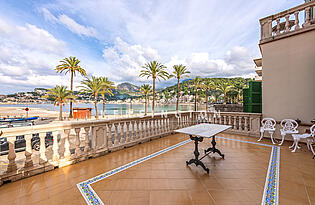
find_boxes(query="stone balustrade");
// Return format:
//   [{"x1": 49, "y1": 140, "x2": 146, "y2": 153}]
[
  {"x1": 260, "y1": 1, "x2": 315, "y2": 43},
  {"x1": 0, "y1": 111, "x2": 261, "y2": 185}
]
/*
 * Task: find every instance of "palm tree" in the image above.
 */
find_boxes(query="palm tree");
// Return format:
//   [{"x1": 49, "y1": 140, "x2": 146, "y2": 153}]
[
  {"x1": 140, "y1": 84, "x2": 152, "y2": 116},
  {"x1": 45, "y1": 86, "x2": 75, "y2": 121},
  {"x1": 55, "y1": 56, "x2": 87, "y2": 118},
  {"x1": 78, "y1": 76, "x2": 102, "y2": 119},
  {"x1": 201, "y1": 80, "x2": 215, "y2": 111},
  {"x1": 99, "y1": 77, "x2": 115, "y2": 117},
  {"x1": 139, "y1": 61, "x2": 169, "y2": 115},
  {"x1": 216, "y1": 80, "x2": 232, "y2": 104},
  {"x1": 192, "y1": 76, "x2": 201, "y2": 111},
  {"x1": 170, "y1": 64, "x2": 190, "y2": 112}
]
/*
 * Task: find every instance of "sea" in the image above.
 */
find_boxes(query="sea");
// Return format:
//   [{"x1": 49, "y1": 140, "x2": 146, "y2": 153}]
[{"x1": 0, "y1": 103, "x2": 201, "y2": 115}]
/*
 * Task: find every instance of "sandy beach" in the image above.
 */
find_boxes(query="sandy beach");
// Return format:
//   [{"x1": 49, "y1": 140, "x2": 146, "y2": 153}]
[{"x1": 0, "y1": 106, "x2": 61, "y2": 119}]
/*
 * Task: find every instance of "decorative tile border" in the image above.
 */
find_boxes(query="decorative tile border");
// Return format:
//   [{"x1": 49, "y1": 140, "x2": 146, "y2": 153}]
[
  {"x1": 77, "y1": 136, "x2": 280, "y2": 205},
  {"x1": 216, "y1": 136, "x2": 280, "y2": 205},
  {"x1": 76, "y1": 139, "x2": 191, "y2": 205},
  {"x1": 261, "y1": 146, "x2": 280, "y2": 205}
]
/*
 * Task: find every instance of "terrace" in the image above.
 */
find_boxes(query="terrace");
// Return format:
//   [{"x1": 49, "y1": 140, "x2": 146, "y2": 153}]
[{"x1": 0, "y1": 111, "x2": 314, "y2": 204}]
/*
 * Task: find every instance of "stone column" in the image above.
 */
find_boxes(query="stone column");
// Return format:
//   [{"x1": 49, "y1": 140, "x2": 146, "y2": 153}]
[
  {"x1": 238, "y1": 116, "x2": 242, "y2": 131},
  {"x1": 114, "y1": 123, "x2": 119, "y2": 146},
  {"x1": 107, "y1": 124, "x2": 113, "y2": 147},
  {"x1": 75, "y1": 128, "x2": 81, "y2": 157},
  {"x1": 6, "y1": 137, "x2": 17, "y2": 173},
  {"x1": 131, "y1": 121, "x2": 135, "y2": 141},
  {"x1": 63, "y1": 129, "x2": 71, "y2": 160},
  {"x1": 39, "y1": 132, "x2": 47, "y2": 164},
  {"x1": 126, "y1": 121, "x2": 130, "y2": 142},
  {"x1": 84, "y1": 127, "x2": 90, "y2": 153},
  {"x1": 52, "y1": 131, "x2": 60, "y2": 161},
  {"x1": 294, "y1": 11, "x2": 300, "y2": 30},
  {"x1": 24, "y1": 134, "x2": 33, "y2": 168}
]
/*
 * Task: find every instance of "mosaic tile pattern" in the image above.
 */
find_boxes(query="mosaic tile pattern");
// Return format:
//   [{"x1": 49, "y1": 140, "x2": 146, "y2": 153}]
[
  {"x1": 261, "y1": 146, "x2": 280, "y2": 205},
  {"x1": 77, "y1": 139, "x2": 192, "y2": 205},
  {"x1": 77, "y1": 136, "x2": 280, "y2": 205}
]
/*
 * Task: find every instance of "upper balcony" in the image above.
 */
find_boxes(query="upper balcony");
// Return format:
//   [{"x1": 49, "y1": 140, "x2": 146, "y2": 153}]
[{"x1": 260, "y1": 1, "x2": 315, "y2": 44}]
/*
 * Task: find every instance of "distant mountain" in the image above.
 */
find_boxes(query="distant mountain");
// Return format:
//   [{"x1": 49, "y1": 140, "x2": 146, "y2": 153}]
[{"x1": 116, "y1": 82, "x2": 140, "y2": 96}]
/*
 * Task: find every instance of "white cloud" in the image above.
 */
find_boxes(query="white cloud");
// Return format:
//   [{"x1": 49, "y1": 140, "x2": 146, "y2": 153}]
[
  {"x1": 102, "y1": 38, "x2": 254, "y2": 86},
  {"x1": 0, "y1": 18, "x2": 66, "y2": 54},
  {"x1": 58, "y1": 14, "x2": 99, "y2": 38},
  {"x1": 41, "y1": 8, "x2": 99, "y2": 38}
]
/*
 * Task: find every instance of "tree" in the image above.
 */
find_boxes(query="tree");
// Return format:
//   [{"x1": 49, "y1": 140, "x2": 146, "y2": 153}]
[
  {"x1": 140, "y1": 84, "x2": 152, "y2": 116},
  {"x1": 55, "y1": 56, "x2": 87, "y2": 118},
  {"x1": 99, "y1": 77, "x2": 115, "y2": 117},
  {"x1": 201, "y1": 80, "x2": 215, "y2": 111},
  {"x1": 170, "y1": 64, "x2": 190, "y2": 112},
  {"x1": 192, "y1": 76, "x2": 201, "y2": 111},
  {"x1": 139, "y1": 61, "x2": 169, "y2": 115},
  {"x1": 78, "y1": 76, "x2": 102, "y2": 119},
  {"x1": 216, "y1": 80, "x2": 232, "y2": 104},
  {"x1": 45, "y1": 86, "x2": 75, "y2": 121}
]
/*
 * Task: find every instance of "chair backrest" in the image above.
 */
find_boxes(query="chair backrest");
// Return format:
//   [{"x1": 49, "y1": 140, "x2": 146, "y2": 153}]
[
  {"x1": 261, "y1": 118, "x2": 276, "y2": 130},
  {"x1": 310, "y1": 124, "x2": 315, "y2": 137},
  {"x1": 280, "y1": 119, "x2": 298, "y2": 132}
]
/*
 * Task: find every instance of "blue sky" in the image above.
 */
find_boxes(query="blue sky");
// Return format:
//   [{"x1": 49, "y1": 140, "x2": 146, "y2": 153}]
[{"x1": 0, "y1": 0, "x2": 302, "y2": 94}]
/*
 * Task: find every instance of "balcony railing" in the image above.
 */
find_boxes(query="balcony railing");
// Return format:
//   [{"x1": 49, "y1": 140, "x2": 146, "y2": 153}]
[
  {"x1": 260, "y1": 1, "x2": 315, "y2": 43},
  {"x1": 0, "y1": 111, "x2": 261, "y2": 185}
]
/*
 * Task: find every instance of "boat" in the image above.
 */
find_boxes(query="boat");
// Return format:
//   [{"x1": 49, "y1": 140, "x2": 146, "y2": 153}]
[{"x1": 0, "y1": 117, "x2": 38, "y2": 123}]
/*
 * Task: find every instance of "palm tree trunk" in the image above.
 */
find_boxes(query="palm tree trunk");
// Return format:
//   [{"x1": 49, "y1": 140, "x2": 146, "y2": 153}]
[
  {"x1": 59, "y1": 103, "x2": 63, "y2": 121},
  {"x1": 145, "y1": 95, "x2": 147, "y2": 116},
  {"x1": 95, "y1": 94, "x2": 98, "y2": 119},
  {"x1": 205, "y1": 88, "x2": 208, "y2": 111},
  {"x1": 224, "y1": 93, "x2": 226, "y2": 104},
  {"x1": 69, "y1": 71, "x2": 74, "y2": 118},
  {"x1": 194, "y1": 87, "x2": 197, "y2": 111},
  {"x1": 102, "y1": 95, "x2": 105, "y2": 117},
  {"x1": 152, "y1": 77, "x2": 156, "y2": 115},
  {"x1": 176, "y1": 78, "x2": 179, "y2": 112}
]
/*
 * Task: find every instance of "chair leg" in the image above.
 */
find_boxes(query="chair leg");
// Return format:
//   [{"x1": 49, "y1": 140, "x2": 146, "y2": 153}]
[
  {"x1": 270, "y1": 131, "x2": 275, "y2": 144},
  {"x1": 279, "y1": 134, "x2": 285, "y2": 146},
  {"x1": 289, "y1": 140, "x2": 296, "y2": 149},
  {"x1": 309, "y1": 144, "x2": 315, "y2": 156},
  {"x1": 258, "y1": 131, "x2": 264, "y2": 142},
  {"x1": 292, "y1": 139, "x2": 299, "y2": 152}
]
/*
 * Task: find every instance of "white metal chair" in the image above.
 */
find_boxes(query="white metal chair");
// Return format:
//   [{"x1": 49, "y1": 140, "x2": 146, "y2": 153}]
[
  {"x1": 258, "y1": 118, "x2": 276, "y2": 144},
  {"x1": 279, "y1": 119, "x2": 299, "y2": 146},
  {"x1": 291, "y1": 124, "x2": 315, "y2": 156}
]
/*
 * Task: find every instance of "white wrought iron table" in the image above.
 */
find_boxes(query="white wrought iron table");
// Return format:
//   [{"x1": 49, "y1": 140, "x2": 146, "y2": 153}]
[{"x1": 175, "y1": 123, "x2": 231, "y2": 173}]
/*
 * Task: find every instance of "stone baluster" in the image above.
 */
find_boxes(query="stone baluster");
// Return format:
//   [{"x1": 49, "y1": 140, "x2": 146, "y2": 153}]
[
  {"x1": 136, "y1": 120, "x2": 140, "y2": 139},
  {"x1": 107, "y1": 124, "x2": 113, "y2": 147},
  {"x1": 63, "y1": 129, "x2": 71, "y2": 159},
  {"x1": 6, "y1": 137, "x2": 17, "y2": 173},
  {"x1": 228, "y1": 115, "x2": 232, "y2": 126},
  {"x1": 120, "y1": 123, "x2": 126, "y2": 144},
  {"x1": 285, "y1": 14, "x2": 290, "y2": 32},
  {"x1": 238, "y1": 116, "x2": 243, "y2": 131},
  {"x1": 39, "y1": 132, "x2": 48, "y2": 164},
  {"x1": 162, "y1": 118, "x2": 165, "y2": 132},
  {"x1": 52, "y1": 131, "x2": 60, "y2": 161},
  {"x1": 276, "y1": 18, "x2": 281, "y2": 35},
  {"x1": 75, "y1": 128, "x2": 81, "y2": 157},
  {"x1": 222, "y1": 116, "x2": 226, "y2": 125},
  {"x1": 304, "y1": 7, "x2": 311, "y2": 26},
  {"x1": 131, "y1": 121, "x2": 135, "y2": 141},
  {"x1": 84, "y1": 127, "x2": 90, "y2": 153},
  {"x1": 142, "y1": 120, "x2": 146, "y2": 138},
  {"x1": 147, "y1": 120, "x2": 151, "y2": 137},
  {"x1": 24, "y1": 134, "x2": 33, "y2": 168},
  {"x1": 244, "y1": 117, "x2": 249, "y2": 132},
  {"x1": 233, "y1": 116, "x2": 237, "y2": 130},
  {"x1": 126, "y1": 121, "x2": 130, "y2": 142},
  {"x1": 114, "y1": 123, "x2": 119, "y2": 146},
  {"x1": 103, "y1": 125, "x2": 108, "y2": 148},
  {"x1": 294, "y1": 11, "x2": 300, "y2": 30},
  {"x1": 91, "y1": 127, "x2": 97, "y2": 152}
]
